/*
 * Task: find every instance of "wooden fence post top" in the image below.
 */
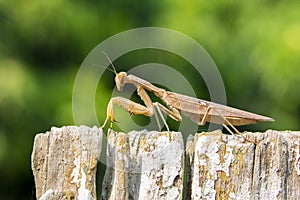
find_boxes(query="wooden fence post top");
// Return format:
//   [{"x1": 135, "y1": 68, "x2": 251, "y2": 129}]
[
  {"x1": 31, "y1": 126, "x2": 103, "y2": 200},
  {"x1": 31, "y1": 127, "x2": 300, "y2": 200},
  {"x1": 102, "y1": 129, "x2": 184, "y2": 200},
  {"x1": 186, "y1": 129, "x2": 300, "y2": 200}
]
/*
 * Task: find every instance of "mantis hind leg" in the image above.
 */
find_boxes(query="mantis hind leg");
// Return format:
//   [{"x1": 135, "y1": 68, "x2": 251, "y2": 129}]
[
  {"x1": 211, "y1": 108, "x2": 257, "y2": 144},
  {"x1": 219, "y1": 115, "x2": 256, "y2": 143},
  {"x1": 222, "y1": 123, "x2": 257, "y2": 144}
]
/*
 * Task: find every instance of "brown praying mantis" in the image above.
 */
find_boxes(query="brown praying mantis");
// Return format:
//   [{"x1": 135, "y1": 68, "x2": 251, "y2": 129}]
[{"x1": 100, "y1": 53, "x2": 274, "y2": 138}]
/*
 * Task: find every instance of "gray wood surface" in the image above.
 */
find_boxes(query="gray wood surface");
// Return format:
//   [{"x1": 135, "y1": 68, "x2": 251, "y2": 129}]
[
  {"x1": 31, "y1": 126, "x2": 102, "y2": 200},
  {"x1": 31, "y1": 127, "x2": 300, "y2": 200},
  {"x1": 186, "y1": 130, "x2": 300, "y2": 200},
  {"x1": 101, "y1": 129, "x2": 184, "y2": 200}
]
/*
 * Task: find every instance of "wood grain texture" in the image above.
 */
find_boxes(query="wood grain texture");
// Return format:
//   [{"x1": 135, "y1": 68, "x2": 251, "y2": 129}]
[
  {"x1": 31, "y1": 126, "x2": 102, "y2": 200},
  {"x1": 101, "y1": 129, "x2": 184, "y2": 200},
  {"x1": 31, "y1": 127, "x2": 300, "y2": 200},
  {"x1": 186, "y1": 130, "x2": 300, "y2": 200}
]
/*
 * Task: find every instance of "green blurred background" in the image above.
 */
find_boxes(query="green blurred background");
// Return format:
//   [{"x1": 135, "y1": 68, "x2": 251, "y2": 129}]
[{"x1": 0, "y1": 0, "x2": 299, "y2": 199}]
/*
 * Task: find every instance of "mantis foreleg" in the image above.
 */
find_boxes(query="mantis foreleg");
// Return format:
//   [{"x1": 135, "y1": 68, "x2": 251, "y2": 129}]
[
  {"x1": 101, "y1": 96, "x2": 154, "y2": 128},
  {"x1": 101, "y1": 86, "x2": 158, "y2": 128},
  {"x1": 101, "y1": 85, "x2": 182, "y2": 133}
]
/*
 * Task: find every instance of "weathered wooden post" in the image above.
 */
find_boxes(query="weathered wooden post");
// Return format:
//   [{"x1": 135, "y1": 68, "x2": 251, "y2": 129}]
[
  {"x1": 185, "y1": 130, "x2": 300, "y2": 200},
  {"x1": 31, "y1": 126, "x2": 102, "y2": 200},
  {"x1": 31, "y1": 127, "x2": 300, "y2": 200},
  {"x1": 101, "y1": 129, "x2": 184, "y2": 200}
]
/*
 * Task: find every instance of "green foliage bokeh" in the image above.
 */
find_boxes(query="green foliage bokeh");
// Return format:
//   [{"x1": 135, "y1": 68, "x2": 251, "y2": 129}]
[{"x1": 0, "y1": 0, "x2": 299, "y2": 199}]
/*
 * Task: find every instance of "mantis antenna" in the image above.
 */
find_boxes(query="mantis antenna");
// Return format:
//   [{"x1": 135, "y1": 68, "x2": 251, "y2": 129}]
[
  {"x1": 92, "y1": 63, "x2": 117, "y2": 74},
  {"x1": 102, "y1": 51, "x2": 117, "y2": 74}
]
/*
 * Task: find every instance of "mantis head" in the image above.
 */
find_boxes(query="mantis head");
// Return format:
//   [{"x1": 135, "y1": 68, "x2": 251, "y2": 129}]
[
  {"x1": 101, "y1": 52, "x2": 128, "y2": 91},
  {"x1": 115, "y1": 72, "x2": 127, "y2": 91}
]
